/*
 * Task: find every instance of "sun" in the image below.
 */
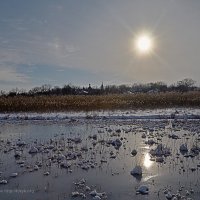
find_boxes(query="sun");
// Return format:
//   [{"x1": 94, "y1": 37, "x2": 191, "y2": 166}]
[{"x1": 134, "y1": 34, "x2": 153, "y2": 54}]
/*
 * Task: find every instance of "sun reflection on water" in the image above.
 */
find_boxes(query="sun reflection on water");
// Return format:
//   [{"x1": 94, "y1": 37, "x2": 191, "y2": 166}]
[{"x1": 143, "y1": 152, "x2": 153, "y2": 169}]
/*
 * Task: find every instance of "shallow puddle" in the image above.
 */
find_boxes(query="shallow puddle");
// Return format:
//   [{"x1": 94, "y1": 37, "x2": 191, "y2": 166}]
[{"x1": 0, "y1": 110, "x2": 200, "y2": 200}]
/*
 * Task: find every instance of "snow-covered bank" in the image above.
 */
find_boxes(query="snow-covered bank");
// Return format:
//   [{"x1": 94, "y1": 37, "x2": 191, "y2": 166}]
[{"x1": 0, "y1": 108, "x2": 200, "y2": 121}]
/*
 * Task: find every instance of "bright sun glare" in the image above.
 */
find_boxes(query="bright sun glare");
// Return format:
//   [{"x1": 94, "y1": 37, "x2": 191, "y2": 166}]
[
  {"x1": 135, "y1": 34, "x2": 153, "y2": 54},
  {"x1": 143, "y1": 152, "x2": 153, "y2": 169}
]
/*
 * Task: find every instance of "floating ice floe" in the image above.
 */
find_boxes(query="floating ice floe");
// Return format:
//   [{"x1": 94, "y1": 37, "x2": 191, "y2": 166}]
[
  {"x1": 66, "y1": 152, "x2": 77, "y2": 160},
  {"x1": 165, "y1": 191, "x2": 173, "y2": 199},
  {"x1": 116, "y1": 129, "x2": 121, "y2": 133},
  {"x1": 10, "y1": 172, "x2": 18, "y2": 178},
  {"x1": 93, "y1": 196, "x2": 101, "y2": 200},
  {"x1": 85, "y1": 186, "x2": 91, "y2": 191},
  {"x1": 130, "y1": 165, "x2": 142, "y2": 176},
  {"x1": 81, "y1": 146, "x2": 88, "y2": 151},
  {"x1": 0, "y1": 180, "x2": 8, "y2": 184},
  {"x1": 16, "y1": 160, "x2": 25, "y2": 165},
  {"x1": 29, "y1": 146, "x2": 39, "y2": 154},
  {"x1": 189, "y1": 166, "x2": 196, "y2": 172},
  {"x1": 6, "y1": 140, "x2": 12, "y2": 144},
  {"x1": 79, "y1": 193, "x2": 86, "y2": 198},
  {"x1": 16, "y1": 140, "x2": 26, "y2": 146},
  {"x1": 131, "y1": 149, "x2": 137, "y2": 156},
  {"x1": 110, "y1": 154, "x2": 117, "y2": 159},
  {"x1": 168, "y1": 133, "x2": 179, "y2": 139},
  {"x1": 150, "y1": 144, "x2": 171, "y2": 157},
  {"x1": 112, "y1": 139, "x2": 122, "y2": 148},
  {"x1": 60, "y1": 161, "x2": 71, "y2": 168},
  {"x1": 180, "y1": 144, "x2": 188, "y2": 152},
  {"x1": 73, "y1": 137, "x2": 82, "y2": 144},
  {"x1": 57, "y1": 153, "x2": 65, "y2": 161},
  {"x1": 89, "y1": 190, "x2": 106, "y2": 198},
  {"x1": 155, "y1": 157, "x2": 164, "y2": 163},
  {"x1": 43, "y1": 171, "x2": 50, "y2": 176},
  {"x1": 141, "y1": 133, "x2": 146, "y2": 138},
  {"x1": 71, "y1": 191, "x2": 79, "y2": 197},
  {"x1": 145, "y1": 139, "x2": 155, "y2": 145},
  {"x1": 186, "y1": 190, "x2": 190, "y2": 196},
  {"x1": 89, "y1": 134, "x2": 97, "y2": 140},
  {"x1": 74, "y1": 178, "x2": 86, "y2": 186},
  {"x1": 90, "y1": 190, "x2": 98, "y2": 197},
  {"x1": 190, "y1": 145, "x2": 200, "y2": 154},
  {"x1": 81, "y1": 165, "x2": 90, "y2": 170},
  {"x1": 34, "y1": 165, "x2": 39, "y2": 170},
  {"x1": 14, "y1": 151, "x2": 22, "y2": 158},
  {"x1": 136, "y1": 185, "x2": 149, "y2": 195}
]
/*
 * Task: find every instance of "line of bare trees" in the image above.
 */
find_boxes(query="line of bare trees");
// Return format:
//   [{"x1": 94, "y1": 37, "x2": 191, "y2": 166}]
[{"x1": 0, "y1": 78, "x2": 199, "y2": 97}]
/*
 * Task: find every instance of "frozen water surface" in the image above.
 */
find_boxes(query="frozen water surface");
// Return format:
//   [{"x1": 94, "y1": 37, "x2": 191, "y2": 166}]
[{"x1": 0, "y1": 109, "x2": 200, "y2": 200}]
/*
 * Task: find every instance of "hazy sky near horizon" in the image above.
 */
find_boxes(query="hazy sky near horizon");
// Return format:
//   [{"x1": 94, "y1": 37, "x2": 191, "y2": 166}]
[{"x1": 0, "y1": 0, "x2": 200, "y2": 90}]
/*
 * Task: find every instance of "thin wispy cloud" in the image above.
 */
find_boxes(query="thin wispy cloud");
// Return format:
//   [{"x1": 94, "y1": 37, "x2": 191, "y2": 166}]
[
  {"x1": 0, "y1": 65, "x2": 29, "y2": 83},
  {"x1": 0, "y1": 0, "x2": 200, "y2": 90}
]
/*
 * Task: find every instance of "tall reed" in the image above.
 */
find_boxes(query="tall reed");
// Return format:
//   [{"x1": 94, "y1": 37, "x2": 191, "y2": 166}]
[{"x1": 0, "y1": 92, "x2": 199, "y2": 112}]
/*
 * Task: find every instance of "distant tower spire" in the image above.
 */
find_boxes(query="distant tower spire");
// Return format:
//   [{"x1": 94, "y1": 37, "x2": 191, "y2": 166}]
[
  {"x1": 88, "y1": 84, "x2": 92, "y2": 94},
  {"x1": 101, "y1": 82, "x2": 104, "y2": 91}
]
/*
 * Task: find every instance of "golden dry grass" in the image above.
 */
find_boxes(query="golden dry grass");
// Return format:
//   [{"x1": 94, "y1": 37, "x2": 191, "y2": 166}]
[{"x1": 0, "y1": 92, "x2": 200, "y2": 112}]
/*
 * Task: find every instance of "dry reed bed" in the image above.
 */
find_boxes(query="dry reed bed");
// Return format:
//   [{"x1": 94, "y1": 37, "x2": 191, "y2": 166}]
[{"x1": 0, "y1": 92, "x2": 200, "y2": 112}]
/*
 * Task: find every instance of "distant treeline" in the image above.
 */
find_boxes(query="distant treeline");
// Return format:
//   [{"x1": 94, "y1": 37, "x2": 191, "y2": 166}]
[{"x1": 1, "y1": 78, "x2": 199, "y2": 97}]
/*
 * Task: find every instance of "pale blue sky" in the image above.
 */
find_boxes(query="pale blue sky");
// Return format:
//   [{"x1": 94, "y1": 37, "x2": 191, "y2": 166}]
[{"x1": 0, "y1": 0, "x2": 200, "y2": 90}]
